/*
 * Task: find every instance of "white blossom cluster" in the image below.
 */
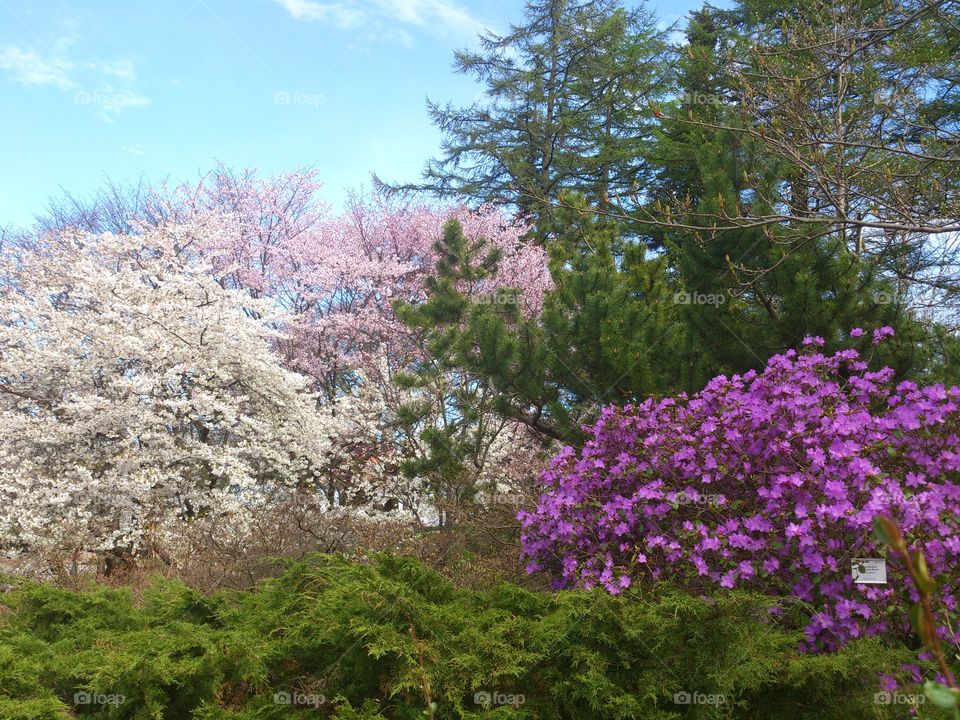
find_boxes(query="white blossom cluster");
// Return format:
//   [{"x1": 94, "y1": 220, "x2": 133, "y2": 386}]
[{"x1": 0, "y1": 220, "x2": 392, "y2": 568}]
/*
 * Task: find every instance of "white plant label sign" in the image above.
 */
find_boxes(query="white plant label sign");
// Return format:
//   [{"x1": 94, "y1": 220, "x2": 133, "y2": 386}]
[{"x1": 851, "y1": 558, "x2": 887, "y2": 584}]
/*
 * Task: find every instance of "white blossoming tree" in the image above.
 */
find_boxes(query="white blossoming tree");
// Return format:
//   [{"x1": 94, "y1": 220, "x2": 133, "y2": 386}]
[
  {"x1": 0, "y1": 218, "x2": 390, "y2": 575},
  {"x1": 16, "y1": 171, "x2": 556, "y2": 581}
]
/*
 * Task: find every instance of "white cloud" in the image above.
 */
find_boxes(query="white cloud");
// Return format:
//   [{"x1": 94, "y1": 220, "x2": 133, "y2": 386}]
[
  {"x1": 271, "y1": 0, "x2": 488, "y2": 38},
  {"x1": 0, "y1": 46, "x2": 74, "y2": 89},
  {"x1": 375, "y1": 0, "x2": 484, "y2": 35},
  {"x1": 91, "y1": 59, "x2": 137, "y2": 81},
  {"x1": 0, "y1": 40, "x2": 148, "y2": 118},
  {"x1": 271, "y1": 0, "x2": 364, "y2": 28}
]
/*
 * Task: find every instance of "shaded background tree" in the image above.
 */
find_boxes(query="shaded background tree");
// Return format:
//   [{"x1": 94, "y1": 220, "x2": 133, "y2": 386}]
[{"x1": 382, "y1": 0, "x2": 672, "y2": 243}]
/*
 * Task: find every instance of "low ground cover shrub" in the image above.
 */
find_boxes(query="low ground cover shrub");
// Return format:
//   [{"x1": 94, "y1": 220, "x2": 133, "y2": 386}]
[{"x1": 0, "y1": 553, "x2": 938, "y2": 719}]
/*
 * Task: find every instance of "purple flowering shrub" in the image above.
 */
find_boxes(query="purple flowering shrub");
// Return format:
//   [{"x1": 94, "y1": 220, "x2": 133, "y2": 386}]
[{"x1": 519, "y1": 328, "x2": 960, "y2": 650}]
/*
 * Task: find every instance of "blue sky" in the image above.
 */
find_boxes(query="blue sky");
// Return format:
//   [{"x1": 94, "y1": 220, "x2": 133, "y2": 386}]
[{"x1": 0, "y1": 0, "x2": 711, "y2": 227}]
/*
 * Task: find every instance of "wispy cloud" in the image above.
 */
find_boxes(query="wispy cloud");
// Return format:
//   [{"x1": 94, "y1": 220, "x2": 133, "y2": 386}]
[
  {"x1": 271, "y1": 0, "x2": 364, "y2": 28},
  {"x1": 0, "y1": 45, "x2": 74, "y2": 88},
  {"x1": 90, "y1": 59, "x2": 137, "y2": 81},
  {"x1": 75, "y1": 86, "x2": 151, "y2": 118},
  {"x1": 271, "y1": 0, "x2": 487, "y2": 38},
  {"x1": 375, "y1": 0, "x2": 483, "y2": 35},
  {"x1": 0, "y1": 38, "x2": 148, "y2": 117}
]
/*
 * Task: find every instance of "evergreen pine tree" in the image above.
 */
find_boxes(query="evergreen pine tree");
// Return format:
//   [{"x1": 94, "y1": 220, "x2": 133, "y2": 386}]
[
  {"x1": 383, "y1": 0, "x2": 670, "y2": 243},
  {"x1": 396, "y1": 212, "x2": 681, "y2": 445}
]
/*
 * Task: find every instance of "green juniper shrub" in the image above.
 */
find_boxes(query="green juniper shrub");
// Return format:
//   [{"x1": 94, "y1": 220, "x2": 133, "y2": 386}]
[{"x1": 0, "y1": 554, "x2": 938, "y2": 719}]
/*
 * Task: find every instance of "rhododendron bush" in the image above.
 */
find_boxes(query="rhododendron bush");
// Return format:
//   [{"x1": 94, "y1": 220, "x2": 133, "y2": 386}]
[{"x1": 519, "y1": 330, "x2": 960, "y2": 650}]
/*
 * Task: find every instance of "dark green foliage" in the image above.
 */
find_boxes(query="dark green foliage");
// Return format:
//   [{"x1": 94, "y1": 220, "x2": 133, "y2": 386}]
[
  {"x1": 394, "y1": 0, "x2": 960, "y2": 452},
  {"x1": 644, "y1": 2, "x2": 947, "y2": 389},
  {"x1": 537, "y1": 201, "x2": 684, "y2": 418},
  {"x1": 0, "y1": 555, "x2": 940, "y2": 719},
  {"x1": 387, "y1": 0, "x2": 671, "y2": 243},
  {"x1": 395, "y1": 214, "x2": 682, "y2": 444},
  {"x1": 391, "y1": 220, "x2": 516, "y2": 523}
]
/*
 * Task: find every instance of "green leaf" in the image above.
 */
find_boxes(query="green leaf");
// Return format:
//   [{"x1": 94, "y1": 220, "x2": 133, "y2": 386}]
[
  {"x1": 909, "y1": 604, "x2": 924, "y2": 638},
  {"x1": 914, "y1": 550, "x2": 937, "y2": 594},
  {"x1": 873, "y1": 516, "x2": 904, "y2": 550},
  {"x1": 873, "y1": 516, "x2": 893, "y2": 546},
  {"x1": 924, "y1": 680, "x2": 959, "y2": 709}
]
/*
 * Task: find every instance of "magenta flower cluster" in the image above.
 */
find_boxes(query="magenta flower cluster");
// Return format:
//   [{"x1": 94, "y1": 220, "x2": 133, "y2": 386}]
[{"x1": 519, "y1": 329, "x2": 960, "y2": 649}]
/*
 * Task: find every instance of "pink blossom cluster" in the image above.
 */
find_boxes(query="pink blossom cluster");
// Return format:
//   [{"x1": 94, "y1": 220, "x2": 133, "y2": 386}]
[
  {"x1": 519, "y1": 329, "x2": 960, "y2": 649},
  {"x1": 186, "y1": 180, "x2": 550, "y2": 384}
]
